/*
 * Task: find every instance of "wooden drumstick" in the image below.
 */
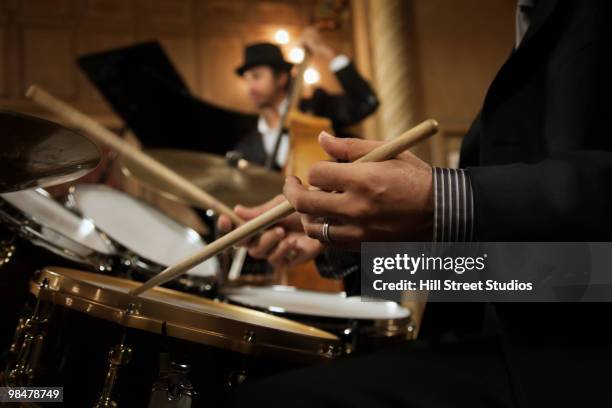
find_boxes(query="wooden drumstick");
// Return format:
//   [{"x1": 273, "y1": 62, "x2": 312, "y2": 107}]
[
  {"x1": 26, "y1": 85, "x2": 243, "y2": 225},
  {"x1": 130, "y1": 119, "x2": 439, "y2": 296}
]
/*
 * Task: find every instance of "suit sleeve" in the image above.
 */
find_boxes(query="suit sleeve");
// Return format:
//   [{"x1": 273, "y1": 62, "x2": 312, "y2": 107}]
[
  {"x1": 468, "y1": 41, "x2": 612, "y2": 241},
  {"x1": 301, "y1": 62, "x2": 379, "y2": 130}
]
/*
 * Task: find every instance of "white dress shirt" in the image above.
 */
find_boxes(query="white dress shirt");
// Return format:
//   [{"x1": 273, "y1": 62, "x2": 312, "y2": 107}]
[{"x1": 258, "y1": 54, "x2": 351, "y2": 167}]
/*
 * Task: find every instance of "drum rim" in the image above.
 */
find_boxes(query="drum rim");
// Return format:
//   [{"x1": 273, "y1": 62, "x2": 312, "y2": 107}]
[
  {"x1": 222, "y1": 285, "x2": 413, "y2": 337},
  {"x1": 68, "y1": 183, "x2": 219, "y2": 279},
  {"x1": 0, "y1": 188, "x2": 116, "y2": 269},
  {"x1": 32, "y1": 267, "x2": 340, "y2": 362}
]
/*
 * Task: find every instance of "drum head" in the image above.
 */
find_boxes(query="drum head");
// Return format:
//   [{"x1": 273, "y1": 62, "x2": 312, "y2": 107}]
[
  {"x1": 0, "y1": 188, "x2": 114, "y2": 256},
  {"x1": 33, "y1": 267, "x2": 340, "y2": 362},
  {"x1": 223, "y1": 286, "x2": 411, "y2": 321},
  {"x1": 71, "y1": 184, "x2": 218, "y2": 277}
]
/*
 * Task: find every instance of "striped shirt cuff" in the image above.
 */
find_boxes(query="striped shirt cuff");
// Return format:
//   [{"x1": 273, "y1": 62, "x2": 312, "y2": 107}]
[{"x1": 432, "y1": 167, "x2": 475, "y2": 242}]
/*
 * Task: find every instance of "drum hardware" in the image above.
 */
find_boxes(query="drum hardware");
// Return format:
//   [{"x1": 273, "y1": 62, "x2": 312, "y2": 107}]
[
  {"x1": 338, "y1": 322, "x2": 358, "y2": 355},
  {"x1": 0, "y1": 237, "x2": 16, "y2": 268},
  {"x1": 148, "y1": 321, "x2": 196, "y2": 407},
  {"x1": 94, "y1": 303, "x2": 137, "y2": 408},
  {"x1": 94, "y1": 334, "x2": 133, "y2": 408},
  {"x1": 227, "y1": 330, "x2": 256, "y2": 388},
  {"x1": 148, "y1": 362, "x2": 195, "y2": 408},
  {"x1": 318, "y1": 344, "x2": 341, "y2": 359},
  {"x1": 5, "y1": 278, "x2": 50, "y2": 387}
]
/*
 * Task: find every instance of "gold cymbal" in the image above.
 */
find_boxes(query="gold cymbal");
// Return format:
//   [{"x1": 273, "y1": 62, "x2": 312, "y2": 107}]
[
  {"x1": 120, "y1": 148, "x2": 284, "y2": 209},
  {"x1": 0, "y1": 110, "x2": 100, "y2": 193}
]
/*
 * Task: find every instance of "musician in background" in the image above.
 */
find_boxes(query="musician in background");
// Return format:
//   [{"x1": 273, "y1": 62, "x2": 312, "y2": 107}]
[{"x1": 234, "y1": 27, "x2": 379, "y2": 168}]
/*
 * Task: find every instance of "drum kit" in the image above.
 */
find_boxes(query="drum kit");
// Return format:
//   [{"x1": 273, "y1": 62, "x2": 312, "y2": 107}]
[{"x1": 0, "y1": 110, "x2": 414, "y2": 407}]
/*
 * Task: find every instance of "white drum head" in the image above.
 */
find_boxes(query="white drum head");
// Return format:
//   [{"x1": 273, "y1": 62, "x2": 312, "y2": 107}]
[
  {"x1": 0, "y1": 188, "x2": 113, "y2": 255},
  {"x1": 71, "y1": 185, "x2": 218, "y2": 277},
  {"x1": 224, "y1": 286, "x2": 411, "y2": 320}
]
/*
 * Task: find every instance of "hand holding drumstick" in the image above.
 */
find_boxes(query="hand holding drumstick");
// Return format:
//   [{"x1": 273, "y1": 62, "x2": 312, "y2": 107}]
[{"x1": 132, "y1": 119, "x2": 438, "y2": 296}]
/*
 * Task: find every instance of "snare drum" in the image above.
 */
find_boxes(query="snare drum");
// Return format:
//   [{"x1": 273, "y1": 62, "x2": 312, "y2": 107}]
[
  {"x1": 223, "y1": 286, "x2": 414, "y2": 353},
  {"x1": 4, "y1": 267, "x2": 340, "y2": 407},
  {"x1": 68, "y1": 184, "x2": 221, "y2": 295}
]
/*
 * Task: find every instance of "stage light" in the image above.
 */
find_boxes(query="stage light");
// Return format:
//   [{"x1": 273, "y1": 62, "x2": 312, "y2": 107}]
[
  {"x1": 288, "y1": 47, "x2": 305, "y2": 63},
  {"x1": 304, "y1": 67, "x2": 320, "y2": 84},
  {"x1": 274, "y1": 29, "x2": 290, "y2": 45}
]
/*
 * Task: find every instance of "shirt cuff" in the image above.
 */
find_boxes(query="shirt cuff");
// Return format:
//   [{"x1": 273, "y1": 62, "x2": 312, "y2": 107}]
[
  {"x1": 432, "y1": 167, "x2": 475, "y2": 242},
  {"x1": 315, "y1": 247, "x2": 360, "y2": 279},
  {"x1": 329, "y1": 54, "x2": 350, "y2": 73}
]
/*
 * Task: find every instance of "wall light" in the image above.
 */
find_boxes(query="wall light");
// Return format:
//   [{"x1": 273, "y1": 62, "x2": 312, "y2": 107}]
[
  {"x1": 304, "y1": 67, "x2": 320, "y2": 84},
  {"x1": 288, "y1": 47, "x2": 305, "y2": 64},
  {"x1": 274, "y1": 29, "x2": 290, "y2": 45}
]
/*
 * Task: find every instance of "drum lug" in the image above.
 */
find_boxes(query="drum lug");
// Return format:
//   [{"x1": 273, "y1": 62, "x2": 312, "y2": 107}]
[
  {"x1": 340, "y1": 322, "x2": 358, "y2": 355},
  {"x1": 406, "y1": 322, "x2": 417, "y2": 340},
  {"x1": 94, "y1": 340, "x2": 132, "y2": 408},
  {"x1": 4, "y1": 279, "x2": 50, "y2": 386},
  {"x1": 319, "y1": 344, "x2": 342, "y2": 358},
  {"x1": 94, "y1": 304, "x2": 138, "y2": 408},
  {"x1": 227, "y1": 331, "x2": 256, "y2": 388},
  {"x1": 0, "y1": 237, "x2": 16, "y2": 269}
]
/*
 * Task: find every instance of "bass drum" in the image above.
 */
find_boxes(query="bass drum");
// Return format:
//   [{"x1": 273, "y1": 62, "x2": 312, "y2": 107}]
[
  {"x1": 3, "y1": 267, "x2": 341, "y2": 407},
  {"x1": 223, "y1": 286, "x2": 414, "y2": 354},
  {"x1": 0, "y1": 188, "x2": 117, "y2": 352},
  {"x1": 68, "y1": 184, "x2": 221, "y2": 296}
]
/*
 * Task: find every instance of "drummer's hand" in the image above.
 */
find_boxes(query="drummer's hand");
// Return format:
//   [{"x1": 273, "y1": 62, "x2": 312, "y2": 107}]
[
  {"x1": 217, "y1": 195, "x2": 324, "y2": 268},
  {"x1": 301, "y1": 26, "x2": 337, "y2": 62},
  {"x1": 284, "y1": 132, "x2": 434, "y2": 251}
]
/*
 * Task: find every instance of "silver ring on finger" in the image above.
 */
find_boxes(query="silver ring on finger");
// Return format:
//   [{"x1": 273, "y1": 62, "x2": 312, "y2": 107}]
[{"x1": 322, "y1": 220, "x2": 333, "y2": 245}]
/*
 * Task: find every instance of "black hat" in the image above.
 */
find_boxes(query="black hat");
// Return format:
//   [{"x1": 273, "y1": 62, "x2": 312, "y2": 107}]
[{"x1": 235, "y1": 42, "x2": 293, "y2": 76}]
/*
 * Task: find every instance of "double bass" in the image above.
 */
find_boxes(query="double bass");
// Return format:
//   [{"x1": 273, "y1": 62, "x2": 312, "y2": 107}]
[{"x1": 267, "y1": 38, "x2": 343, "y2": 293}]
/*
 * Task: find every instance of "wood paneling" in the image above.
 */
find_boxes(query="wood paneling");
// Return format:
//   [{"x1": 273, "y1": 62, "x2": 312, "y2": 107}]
[
  {"x1": 18, "y1": 0, "x2": 75, "y2": 24},
  {"x1": 79, "y1": 0, "x2": 134, "y2": 29},
  {"x1": 409, "y1": 0, "x2": 515, "y2": 165},
  {"x1": 413, "y1": 0, "x2": 515, "y2": 129},
  {"x1": 199, "y1": 34, "x2": 245, "y2": 110},
  {"x1": 23, "y1": 28, "x2": 76, "y2": 98},
  {"x1": 0, "y1": 27, "x2": 5, "y2": 96},
  {"x1": 0, "y1": 0, "x2": 354, "y2": 128}
]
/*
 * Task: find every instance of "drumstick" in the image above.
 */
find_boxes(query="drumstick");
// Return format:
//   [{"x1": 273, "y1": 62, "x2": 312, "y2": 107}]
[
  {"x1": 130, "y1": 119, "x2": 439, "y2": 296},
  {"x1": 26, "y1": 85, "x2": 243, "y2": 225}
]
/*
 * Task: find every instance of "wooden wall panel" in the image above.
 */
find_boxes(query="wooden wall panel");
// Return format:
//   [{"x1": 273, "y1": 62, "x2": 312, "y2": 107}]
[
  {"x1": 412, "y1": 0, "x2": 515, "y2": 129},
  {"x1": 23, "y1": 28, "x2": 76, "y2": 98},
  {"x1": 18, "y1": 0, "x2": 75, "y2": 24},
  {"x1": 199, "y1": 34, "x2": 246, "y2": 111},
  {"x1": 157, "y1": 36, "x2": 199, "y2": 91},
  {"x1": 0, "y1": 27, "x2": 5, "y2": 96},
  {"x1": 79, "y1": 0, "x2": 134, "y2": 29},
  {"x1": 137, "y1": 0, "x2": 195, "y2": 33}
]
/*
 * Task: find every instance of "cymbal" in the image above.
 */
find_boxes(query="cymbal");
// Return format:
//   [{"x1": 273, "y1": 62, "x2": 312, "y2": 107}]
[
  {"x1": 120, "y1": 149, "x2": 284, "y2": 209},
  {"x1": 0, "y1": 111, "x2": 100, "y2": 193}
]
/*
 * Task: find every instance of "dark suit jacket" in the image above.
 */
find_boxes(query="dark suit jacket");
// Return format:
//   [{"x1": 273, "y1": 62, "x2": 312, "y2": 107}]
[
  {"x1": 425, "y1": 1, "x2": 612, "y2": 406},
  {"x1": 322, "y1": 1, "x2": 612, "y2": 405},
  {"x1": 235, "y1": 62, "x2": 379, "y2": 166}
]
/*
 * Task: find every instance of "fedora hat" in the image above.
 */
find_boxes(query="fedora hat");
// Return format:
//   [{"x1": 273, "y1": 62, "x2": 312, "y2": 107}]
[{"x1": 235, "y1": 42, "x2": 293, "y2": 76}]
